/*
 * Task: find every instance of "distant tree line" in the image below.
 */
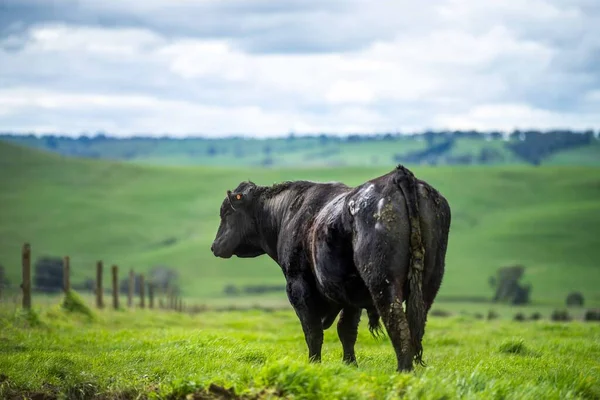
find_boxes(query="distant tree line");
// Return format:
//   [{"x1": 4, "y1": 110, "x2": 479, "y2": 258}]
[
  {"x1": 505, "y1": 130, "x2": 594, "y2": 165},
  {"x1": 1, "y1": 129, "x2": 597, "y2": 166},
  {"x1": 394, "y1": 137, "x2": 455, "y2": 165}
]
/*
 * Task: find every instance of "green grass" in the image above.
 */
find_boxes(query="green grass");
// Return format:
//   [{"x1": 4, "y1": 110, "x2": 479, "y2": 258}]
[
  {"x1": 1, "y1": 140, "x2": 600, "y2": 306},
  {"x1": 544, "y1": 141, "x2": 600, "y2": 166},
  {"x1": 1, "y1": 302, "x2": 599, "y2": 399},
  {"x1": 449, "y1": 138, "x2": 523, "y2": 164}
]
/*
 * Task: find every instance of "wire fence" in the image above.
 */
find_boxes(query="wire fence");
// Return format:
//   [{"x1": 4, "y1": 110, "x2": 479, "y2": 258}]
[
  {"x1": 0, "y1": 242, "x2": 294, "y2": 315},
  {"x1": 0, "y1": 243, "x2": 188, "y2": 313},
  {"x1": 0, "y1": 284, "x2": 186, "y2": 311}
]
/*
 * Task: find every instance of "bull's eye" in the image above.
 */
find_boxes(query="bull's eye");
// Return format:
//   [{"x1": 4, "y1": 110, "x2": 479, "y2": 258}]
[{"x1": 236, "y1": 194, "x2": 242, "y2": 200}]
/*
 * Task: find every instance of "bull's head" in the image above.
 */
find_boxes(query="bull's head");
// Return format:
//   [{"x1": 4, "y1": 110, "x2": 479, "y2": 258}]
[{"x1": 210, "y1": 182, "x2": 265, "y2": 259}]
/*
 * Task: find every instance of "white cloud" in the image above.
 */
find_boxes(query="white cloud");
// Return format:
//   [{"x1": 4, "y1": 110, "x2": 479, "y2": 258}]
[
  {"x1": 325, "y1": 80, "x2": 375, "y2": 104},
  {"x1": 0, "y1": 88, "x2": 394, "y2": 136},
  {"x1": 0, "y1": 0, "x2": 598, "y2": 136},
  {"x1": 435, "y1": 103, "x2": 600, "y2": 131},
  {"x1": 27, "y1": 24, "x2": 165, "y2": 56}
]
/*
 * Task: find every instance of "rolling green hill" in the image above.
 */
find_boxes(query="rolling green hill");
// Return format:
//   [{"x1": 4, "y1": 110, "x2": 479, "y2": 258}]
[
  {"x1": 1, "y1": 140, "x2": 599, "y2": 305},
  {"x1": 2, "y1": 131, "x2": 598, "y2": 167}
]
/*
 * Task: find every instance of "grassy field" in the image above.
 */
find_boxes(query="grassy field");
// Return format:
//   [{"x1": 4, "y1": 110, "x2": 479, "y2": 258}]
[
  {"x1": 1, "y1": 140, "x2": 600, "y2": 307},
  {"x1": 1, "y1": 296, "x2": 599, "y2": 400},
  {"x1": 1, "y1": 140, "x2": 599, "y2": 399},
  {"x1": 545, "y1": 141, "x2": 600, "y2": 166}
]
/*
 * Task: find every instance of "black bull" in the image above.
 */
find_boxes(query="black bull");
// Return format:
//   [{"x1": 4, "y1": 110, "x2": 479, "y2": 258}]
[{"x1": 210, "y1": 165, "x2": 451, "y2": 372}]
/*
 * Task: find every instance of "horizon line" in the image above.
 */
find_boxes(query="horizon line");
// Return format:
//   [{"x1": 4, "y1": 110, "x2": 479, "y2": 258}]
[{"x1": 1, "y1": 128, "x2": 598, "y2": 141}]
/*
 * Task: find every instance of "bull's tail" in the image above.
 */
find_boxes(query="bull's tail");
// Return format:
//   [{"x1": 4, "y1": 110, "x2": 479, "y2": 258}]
[
  {"x1": 393, "y1": 164, "x2": 427, "y2": 367},
  {"x1": 367, "y1": 307, "x2": 384, "y2": 339}
]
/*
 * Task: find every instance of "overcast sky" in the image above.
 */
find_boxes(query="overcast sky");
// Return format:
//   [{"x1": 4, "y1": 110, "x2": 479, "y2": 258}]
[{"x1": 0, "y1": 0, "x2": 599, "y2": 138}]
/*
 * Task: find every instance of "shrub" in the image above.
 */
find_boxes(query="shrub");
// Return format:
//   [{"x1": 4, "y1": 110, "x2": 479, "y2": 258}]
[
  {"x1": 565, "y1": 292, "x2": 584, "y2": 307},
  {"x1": 550, "y1": 309, "x2": 572, "y2": 322},
  {"x1": 530, "y1": 312, "x2": 542, "y2": 321},
  {"x1": 223, "y1": 284, "x2": 240, "y2": 296},
  {"x1": 513, "y1": 313, "x2": 526, "y2": 322},
  {"x1": 487, "y1": 310, "x2": 499, "y2": 320},
  {"x1": 583, "y1": 309, "x2": 600, "y2": 322}
]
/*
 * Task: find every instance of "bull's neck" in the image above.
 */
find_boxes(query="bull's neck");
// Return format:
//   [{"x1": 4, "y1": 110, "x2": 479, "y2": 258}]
[{"x1": 253, "y1": 189, "x2": 296, "y2": 263}]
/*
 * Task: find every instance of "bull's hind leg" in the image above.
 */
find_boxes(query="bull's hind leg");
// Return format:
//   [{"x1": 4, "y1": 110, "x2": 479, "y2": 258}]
[
  {"x1": 355, "y1": 250, "x2": 415, "y2": 372},
  {"x1": 368, "y1": 275, "x2": 414, "y2": 372},
  {"x1": 337, "y1": 307, "x2": 361, "y2": 366}
]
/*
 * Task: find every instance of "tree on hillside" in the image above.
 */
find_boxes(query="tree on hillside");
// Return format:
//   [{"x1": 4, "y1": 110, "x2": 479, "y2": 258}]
[
  {"x1": 150, "y1": 265, "x2": 180, "y2": 295},
  {"x1": 505, "y1": 130, "x2": 593, "y2": 165},
  {"x1": 478, "y1": 147, "x2": 504, "y2": 164},
  {"x1": 489, "y1": 265, "x2": 531, "y2": 305},
  {"x1": 34, "y1": 256, "x2": 64, "y2": 293},
  {"x1": 565, "y1": 292, "x2": 584, "y2": 307},
  {"x1": 118, "y1": 266, "x2": 181, "y2": 295},
  {"x1": 0, "y1": 264, "x2": 9, "y2": 287},
  {"x1": 44, "y1": 136, "x2": 59, "y2": 149},
  {"x1": 393, "y1": 137, "x2": 455, "y2": 165}
]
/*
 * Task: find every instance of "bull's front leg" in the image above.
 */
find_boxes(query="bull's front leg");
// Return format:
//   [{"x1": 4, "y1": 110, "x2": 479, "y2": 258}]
[{"x1": 286, "y1": 277, "x2": 324, "y2": 363}]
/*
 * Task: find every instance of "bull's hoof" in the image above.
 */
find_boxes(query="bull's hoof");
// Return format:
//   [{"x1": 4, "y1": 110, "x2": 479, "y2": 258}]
[
  {"x1": 308, "y1": 355, "x2": 322, "y2": 363},
  {"x1": 396, "y1": 363, "x2": 414, "y2": 373},
  {"x1": 342, "y1": 356, "x2": 358, "y2": 367}
]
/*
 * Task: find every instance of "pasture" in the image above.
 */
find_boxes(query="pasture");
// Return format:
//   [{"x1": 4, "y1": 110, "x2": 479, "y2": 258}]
[
  {"x1": 1, "y1": 299, "x2": 599, "y2": 400},
  {"x1": 1, "y1": 140, "x2": 600, "y2": 399},
  {"x1": 1, "y1": 140, "x2": 600, "y2": 306}
]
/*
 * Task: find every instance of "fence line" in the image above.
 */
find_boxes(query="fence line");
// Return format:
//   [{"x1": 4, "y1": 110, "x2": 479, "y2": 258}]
[{"x1": 4, "y1": 243, "x2": 189, "y2": 314}]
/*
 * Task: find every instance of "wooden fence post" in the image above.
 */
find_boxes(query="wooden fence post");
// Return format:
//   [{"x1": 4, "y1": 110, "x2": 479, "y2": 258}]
[
  {"x1": 167, "y1": 286, "x2": 174, "y2": 309},
  {"x1": 96, "y1": 261, "x2": 104, "y2": 309},
  {"x1": 63, "y1": 256, "x2": 70, "y2": 293},
  {"x1": 112, "y1": 265, "x2": 119, "y2": 310},
  {"x1": 128, "y1": 269, "x2": 134, "y2": 308},
  {"x1": 148, "y1": 282, "x2": 154, "y2": 309},
  {"x1": 139, "y1": 274, "x2": 145, "y2": 309},
  {"x1": 21, "y1": 243, "x2": 31, "y2": 310}
]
